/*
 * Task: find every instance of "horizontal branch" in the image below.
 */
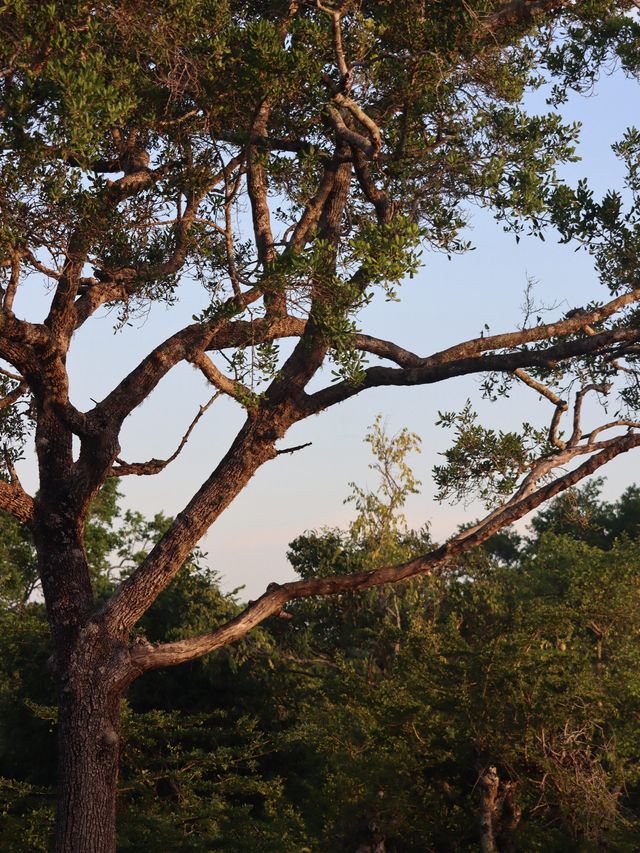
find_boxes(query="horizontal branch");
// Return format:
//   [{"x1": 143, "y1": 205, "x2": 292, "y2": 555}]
[
  {"x1": 355, "y1": 289, "x2": 640, "y2": 369},
  {"x1": 130, "y1": 430, "x2": 640, "y2": 671},
  {"x1": 482, "y1": 0, "x2": 569, "y2": 34},
  {"x1": 305, "y1": 326, "x2": 640, "y2": 414}
]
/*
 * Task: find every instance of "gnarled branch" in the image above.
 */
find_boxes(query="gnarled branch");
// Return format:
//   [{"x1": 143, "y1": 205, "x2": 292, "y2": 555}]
[{"x1": 130, "y1": 429, "x2": 640, "y2": 671}]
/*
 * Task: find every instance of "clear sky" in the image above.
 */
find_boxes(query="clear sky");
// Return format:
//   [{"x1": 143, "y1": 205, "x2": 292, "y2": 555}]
[{"x1": 13, "y1": 66, "x2": 640, "y2": 599}]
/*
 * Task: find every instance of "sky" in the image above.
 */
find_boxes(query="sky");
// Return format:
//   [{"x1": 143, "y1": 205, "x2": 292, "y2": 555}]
[{"x1": 12, "y1": 66, "x2": 640, "y2": 599}]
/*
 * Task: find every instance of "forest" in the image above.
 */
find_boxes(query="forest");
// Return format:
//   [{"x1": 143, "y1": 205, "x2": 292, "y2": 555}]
[{"x1": 2, "y1": 420, "x2": 640, "y2": 851}]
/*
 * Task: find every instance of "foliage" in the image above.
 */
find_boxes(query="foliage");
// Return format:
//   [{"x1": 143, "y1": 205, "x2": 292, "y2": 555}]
[{"x1": 1, "y1": 424, "x2": 640, "y2": 849}]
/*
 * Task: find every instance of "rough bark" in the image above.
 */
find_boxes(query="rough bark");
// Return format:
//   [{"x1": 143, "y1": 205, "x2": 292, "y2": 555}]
[
  {"x1": 54, "y1": 638, "x2": 129, "y2": 853},
  {"x1": 0, "y1": 4, "x2": 637, "y2": 851},
  {"x1": 479, "y1": 767, "x2": 500, "y2": 853},
  {"x1": 478, "y1": 767, "x2": 521, "y2": 853}
]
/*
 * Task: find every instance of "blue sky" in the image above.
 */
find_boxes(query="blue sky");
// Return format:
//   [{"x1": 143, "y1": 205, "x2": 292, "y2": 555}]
[{"x1": 13, "y1": 67, "x2": 640, "y2": 598}]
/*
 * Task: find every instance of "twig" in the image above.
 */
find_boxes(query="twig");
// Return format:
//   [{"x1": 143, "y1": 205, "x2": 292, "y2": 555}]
[
  {"x1": 276, "y1": 441, "x2": 312, "y2": 455},
  {"x1": 111, "y1": 393, "x2": 220, "y2": 476}
]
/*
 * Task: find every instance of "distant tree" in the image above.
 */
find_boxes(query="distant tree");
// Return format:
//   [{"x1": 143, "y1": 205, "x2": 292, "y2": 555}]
[
  {"x1": 280, "y1": 434, "x2": 640, "y2": 852},
  {"x1": 0, "y1": 2, "x2": 640, "y2": 849}
]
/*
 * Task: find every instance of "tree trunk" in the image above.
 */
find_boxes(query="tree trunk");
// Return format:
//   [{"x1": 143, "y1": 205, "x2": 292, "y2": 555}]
[
  {"x1": 55, "y1": 675, "x2": 122, "y2": 853},
  {"x1": 51, "y1": 614, "x2": 134, "y2": 853},
  {"x1": 32, "y1": 490, "x2": 132, "y2": 852},
  {"x1": 479, "y1": 766, "x2": 500, "y2": 853}
]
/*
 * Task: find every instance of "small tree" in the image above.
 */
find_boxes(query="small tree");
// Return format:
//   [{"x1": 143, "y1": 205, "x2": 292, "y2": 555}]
[{"x1": 0, "y1": 2, "x2": 639, "y2": 849}]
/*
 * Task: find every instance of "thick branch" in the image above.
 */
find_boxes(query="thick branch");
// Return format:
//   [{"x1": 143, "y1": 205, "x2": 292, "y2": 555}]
[
  {"x1": 101, "y1": 415, "x2": 286, "y2": 635},
  {"x1": 305, "y1": 326, "x2": 640, "y2": 414},
  {"x1": 348, "y1": 290, "x2": 640, "y2": 371},
  {"x1": 189, "y1": 352, "x2": 253, "y2": 402},
  {"x1": 131, "y1": 430, "x2": 640, "y2": 671},
  {"x1": 0, "y1": 473, "x2": 35, "y2": 525},
  {"x1": 90, "y1": 288, "x2": 263, "y2": 428},
  {"x1": 482, "y1": 0, "x2": 569, "y2": 34}
]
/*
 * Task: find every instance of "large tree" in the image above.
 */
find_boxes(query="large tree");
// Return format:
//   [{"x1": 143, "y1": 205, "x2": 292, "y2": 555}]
[{"x1": 1, "y1": 1, "x2": 640, "y2": 849}]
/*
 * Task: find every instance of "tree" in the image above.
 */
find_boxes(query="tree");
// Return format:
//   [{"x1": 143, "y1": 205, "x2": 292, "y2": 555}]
[
  {"x1": 279, "y1": 436, "x2": 640, "y2": 851},
  {"x1": 0, "y1": 1, "x2": 639, "y2": 849},
  {"x1": 0, "y1": 487, "x2": 309, "y2": 852}
]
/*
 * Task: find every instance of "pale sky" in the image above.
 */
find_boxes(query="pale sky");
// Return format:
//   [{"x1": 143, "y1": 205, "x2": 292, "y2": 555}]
[{"x1": 13, "y1": 68, "x2": 640, "y2": 598}]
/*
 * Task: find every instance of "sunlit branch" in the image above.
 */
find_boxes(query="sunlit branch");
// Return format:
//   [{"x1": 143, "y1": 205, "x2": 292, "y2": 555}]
[
  {"x1": 0, "y1": 446, "x2": 34, "y2": 525},
  {"x1": 3, "y1": 253, "x2": 20, "y2": 312},
  {"x1": 130, "y1": 430, "x2": 640, "y2": 671},
  {"x1": 569, "y1": 382, "x2": 611, "y2": 446},
  {"x1": 189, "y1": 351, "x2": 254, "y2": 402},
  {"x1": 586, "y1": 419, "x2": 640, "y2": 443},
  {"x1": 350, "y1": 290, "x2": 640, "y2": 369},
  {"x1": 515, "y1": 368, "x2": 568, "y2": 449},
  {"x1": 0, "y1": 380, "x2": 26, "y2": 411},
  {"x1": 305, "y1": 326, "x2": 640, "y2": 414}
]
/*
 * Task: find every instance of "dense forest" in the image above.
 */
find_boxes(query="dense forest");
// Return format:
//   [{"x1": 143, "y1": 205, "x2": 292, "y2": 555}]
[{"x1": 2, "y1": 423, "x2": 640, "y2": 852}]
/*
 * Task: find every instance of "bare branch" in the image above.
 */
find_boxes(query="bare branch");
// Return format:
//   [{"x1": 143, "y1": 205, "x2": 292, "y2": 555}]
[
  {"x1": 3, "y1": 253, "x2": 20, "y2": 312},
  {"x1": 82, "y1": 308, "x2": 303, "y2": 470},
  {"x1": 101, "y1": 414, "x2": 288, "y2": 635},
  {"x1": 0, "y1": 367, "x2": 24, "y2": 382},
  {"x1": 326, "y1": 104, "x2": 379, "y2": 158},
  {"x1": 22, "y1": 249, "x2": 62, "y2": 280},
  {"x1": 514, "y1": 368, "x2": 564, "y2": 406},
  {"x1": 247, "y1": 102, "x2": 277, "y2": 269},
  {"x1": 587, "y1": 419, "x2": 640, "y2": 443},
  {"x1": 189, "y1": 351, "x2": 254, "y2": 402},
  {"x1": 349, "y1": 290, "x2": 640, "y2": 370},
  {"x1": 569, "y1": 383, "x2": 611, "y2": 447},
  {"x1": 421, "y1": 290, "x2": 640, "y2": 368},
  {"x1": 110, "y1": 394, "x2": 220, "y2": 477},
  {"x1": 514, "y1": 368, "x2": 567, "y2": 449},
  {"x1": 305, "y1": 326, "x2": 640, "y2": 415},
  {"x1": 130, "y1": 430, "x2": 640, "y2": 671},
  {"x1": 276, "y1": 441, "x2": 312, "y2": 455}
]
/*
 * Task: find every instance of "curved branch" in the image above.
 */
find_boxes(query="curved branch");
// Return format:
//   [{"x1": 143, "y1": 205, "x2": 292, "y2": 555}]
[
  {"x1": 90, "y1": 287, "x2": 263, "y2": 428},
  {"x1": 514, "y1": 368, "x2": 567, "y2": 449},
  {"x1": 350, "y1": 289, "x2": 640, "y2": 369},
  {"x1": 189, "y1": 352, "x2": 254, "y2": 403},
  {"x1": 130, "y1": 430, "x2": 640, "y2": 671},
  {"x1": 305, "y1": 326, "x2": 640, "y2": 414}
]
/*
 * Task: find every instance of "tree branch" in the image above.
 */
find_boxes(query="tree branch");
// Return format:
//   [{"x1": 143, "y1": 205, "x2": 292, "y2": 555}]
[
  {"x1": 189, "y1": 352, "x2": 254, "y2": 403},
  {"x1": 110, "y1": 394, "x2": 220, "y2": 476},
  {"x1": 304, "y1": 326, "x2": 640, "y2": 414},
  {"x1": 0, "y1": 446, "x2": 35, "y2": 525},
  {"x1": 482, "y1": 0, "x2": 569, "y2": 35},
  {"x1": 130, "y1": 430, "x2": 640, "y2": 671},
  {"x1": 348, "y1": 289, "x2": 640, "y2": 369}
]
